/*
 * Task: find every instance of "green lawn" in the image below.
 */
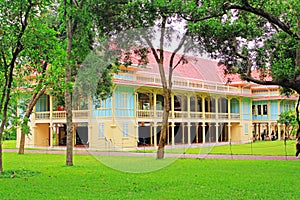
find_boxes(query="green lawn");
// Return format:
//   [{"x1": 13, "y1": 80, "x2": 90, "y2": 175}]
[
  {"x1": 0, "y1": 153, "x2": 300, "y2": 199},
  {"x1": 3, "y1": 139, "x2": 297, "y2": 156},
  {"x1": 2, "y1": 140, "x2": 16, "y2": 149},
  {"x1": 137, "y1": 140, "x2": 298, "y2": 156}
]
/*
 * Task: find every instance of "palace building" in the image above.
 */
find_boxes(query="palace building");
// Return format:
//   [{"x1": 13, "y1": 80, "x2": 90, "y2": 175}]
[{"x1": 16, "y1": 52, "x2": 297, "y2": 150}]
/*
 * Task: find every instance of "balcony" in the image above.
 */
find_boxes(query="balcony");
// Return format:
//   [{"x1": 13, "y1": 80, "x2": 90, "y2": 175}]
[
  {"x1": 35, "y1": 110, "x2": 89, "y2": 121},
  {"x1": 136, "y1": 110, "x2": 240, "y2": 121},
  {"x1": 119, "y1": 73, "x2": 250, "y2": 95}
]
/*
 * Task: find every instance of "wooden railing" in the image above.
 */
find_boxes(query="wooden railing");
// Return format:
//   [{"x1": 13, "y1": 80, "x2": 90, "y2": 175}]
[
  {"x1": 35, "y1": 112, "x2": 50, "y2": 120},
  {"x1": 123, "y1": 73, "x2": 251, "y2": 94},
  {"x1": 36, "y1": 109, "x2": 241, "y2": 121},
  {"x1": 137, "y1": 110, "x2": 240, "y2": 120},
  {"x1": 35, "y1": 110, "x2": 89, "y2": 121}
]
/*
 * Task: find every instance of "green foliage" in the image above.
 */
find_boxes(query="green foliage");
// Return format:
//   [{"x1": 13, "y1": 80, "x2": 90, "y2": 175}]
[
  {"x1": 73, "y1": 46, "x2": 119, "y2": 103},
  {"x1": 278, "y1": 110, "x2": 297, "y2": 126},
  {"x1": 0, "y1": 0, "x2": 67, "y2": 141},
  {"x1": 187, "y1": 0, "x2": 300, "y2": 93},
  {"x1": 278, "y1": 110, "x2": 298, "y2": 135},
  {"x1": 2, "y1": 127, "x2": 16, "y2": 140}
]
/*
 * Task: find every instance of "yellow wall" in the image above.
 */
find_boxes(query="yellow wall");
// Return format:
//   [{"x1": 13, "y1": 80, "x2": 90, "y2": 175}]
[
  {"x1": 89, "y1": 119, "x2": 137, "y2": 150},
  {"x1": 231, "y1": 123, "x2": 241, "y2": 142},
  {"x1": 231, "y1": 122, "x2": 252, "y2": 142},
  {"x1": 34, "y1": 123, "x2": 50, "y2": 146},
  {"x1": 16, "y1": 121, "x2": 36, "y2": 148},
  {"x1": 241, "y1": 122, "x2": 252, "y2": 142}
]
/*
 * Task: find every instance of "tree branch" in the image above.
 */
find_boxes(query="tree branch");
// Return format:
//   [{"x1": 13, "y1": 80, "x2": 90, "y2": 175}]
[
  {"x1": 223, "y1": 2, "x2": 300, "y2": 40},
  {"x1": 144, "y1": 36, "x2": 160, "y2": 64},
  {"x1": 180, "y1": 10, "x2": 226, "y2": 22},
  {"x1": 172, "y1": 56, "x2": 185, "y2": 72},
  {"x1": 170, "y1": 31, "x2": 188, "y2": 72}
]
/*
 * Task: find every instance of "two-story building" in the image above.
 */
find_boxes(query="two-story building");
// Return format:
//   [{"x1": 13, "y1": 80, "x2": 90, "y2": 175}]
[{"x1": 16, "y1": 52, "x2": 297, "y2": 150}]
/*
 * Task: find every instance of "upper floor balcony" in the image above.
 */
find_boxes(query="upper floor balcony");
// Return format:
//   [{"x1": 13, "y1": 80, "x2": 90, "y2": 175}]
[
  {"x1": 136, "y1": 110, "x2": 241, "y2": 121},
  {"x1": 34, "y1": 110, "x2": 89, "y2": 122},
  {"x1": 34, "y1": 109, "x2": 240, "y2": 123},
  {"x1": 115, "y1": 72, "x2": 251, "y2": 95}
]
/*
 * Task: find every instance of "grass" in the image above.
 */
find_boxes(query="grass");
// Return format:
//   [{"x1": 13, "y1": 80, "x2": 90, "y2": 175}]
[
  {"x1": 1, "y1": 140, "x2": 298, "y2": 198},
  {"x1": 2, "y1": 140, "x2": 16, "y2": 149},
  {"x1": 136, "y1": 140, "x2": 298, "y2": 156},
  {"x1": 3, "y1": 139, "x2": 297, "y2": 156},
  {"x1": 0, "y1": 153, "x2": 300, "y2": 199}
]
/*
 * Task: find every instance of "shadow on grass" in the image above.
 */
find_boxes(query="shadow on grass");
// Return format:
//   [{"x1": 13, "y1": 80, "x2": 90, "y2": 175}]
[{"x1": 0, "y1": 169, "x2": 41, "y2": 179}]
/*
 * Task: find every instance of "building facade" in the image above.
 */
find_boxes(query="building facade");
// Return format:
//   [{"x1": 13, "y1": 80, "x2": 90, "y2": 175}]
[{"x1": 16, "y1": 54, "x2": 297, "y2": 150}]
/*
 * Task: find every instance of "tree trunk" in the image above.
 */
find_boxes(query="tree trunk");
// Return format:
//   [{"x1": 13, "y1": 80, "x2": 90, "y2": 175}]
[
  {"x1": 157, "y1": 89, "x2": 170, "y2": 159},
  {"x1": 19, "y1": 87, "x2": 46, "y2": 154},
  {"x1": 296, "y1": 96, "x2": 300, "y2": 138},
  {"x1": 0, "y1": 65, "x2": 15, "y2": 173},
  {"x1": 18, "y1": 129, "x2": 26, "y2": 155},
  {"x1": 0, "y1": 99, "x2": 9, "y2": 174},
  {"x1": 295, "y1": 14, "x2": 300, "y2": 138},
  {"x1": 0, "y1": 134, "x2": 2, "y2": 173},
  {"x1": 65, "y1": 11, "x2": 73, "y2": 166}
]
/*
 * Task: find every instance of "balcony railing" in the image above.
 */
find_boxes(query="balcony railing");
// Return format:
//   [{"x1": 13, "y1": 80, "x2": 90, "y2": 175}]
[
  {"x1": 123, "y1": 73, "x2": 251, "y2": 94},
  {"x1": 35, "y1": 110, "x2": 89, "y2": 121},
  {"x1": 137, "y1": 110, "x2": 240, "y2": 120},
  {"x1": 36, "y1": 112, "x2": 50, "y2": 120}
]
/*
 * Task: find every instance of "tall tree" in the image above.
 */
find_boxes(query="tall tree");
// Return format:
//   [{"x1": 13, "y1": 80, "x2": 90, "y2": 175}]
[
  {"x1": 58, "y1": 0, "x2": 117, "y2": 165},
  {"x1": 0, "y1": 0, "x2": 54, "y2": 173},
  {"x1": 187, "y1": 0, "x2": 300, "y2": 135},
  {"x1": 17, "y1": 7, "x2": 66, "y2": 154},
  {"x1": 60, "y1": 0, "x2": 94, "y2": 166},
  {"x1": 96, "y1": 0, "x2": 203, "y2": 159}
]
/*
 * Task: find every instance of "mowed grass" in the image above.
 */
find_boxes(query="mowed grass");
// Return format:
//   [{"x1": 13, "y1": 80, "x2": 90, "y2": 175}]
[
  {"x1": 2, "y1": 140, "x2": 17, "y2": 149},
  {"x1": 137, "y1": 140, "x2": 298, "y2": 156},
  {"x1": 206, "y1": 140, "x2": 296, "y2": 156},
  {"x1": 3, "y1": 140, "x2": 298, "y2": 156},
  {"x1": 1, "y1": 153, "x2": 300, "y2": 199}
]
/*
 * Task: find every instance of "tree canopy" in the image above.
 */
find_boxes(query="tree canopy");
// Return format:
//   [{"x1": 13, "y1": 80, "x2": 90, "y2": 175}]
[{"x1": 187, "y1": 0, "x2": 300, "y2": 93}]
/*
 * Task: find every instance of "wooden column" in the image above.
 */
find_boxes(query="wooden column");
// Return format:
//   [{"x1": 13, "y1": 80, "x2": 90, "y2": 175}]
[
  {"x1": 228, "y1": 98, "x2": 231, "y2": 120},
  {"x1": 202, "y1": 122, "x2": 206, "y2": 144},
  {"x1": 171, "y1": 122, "x2": 175, "y2": 146},
  {"x1": 215, "y1": 123, "x2": 219, "y2": 143},
  {"x1": 228, "y1": 123, "x2": 231, "y2": 142},
  {"x1": 153, "y1": 123, "x2": 157, "y2": 147},
  {"x1": 202, "y1": 96, "x2": 206, "y2": 119},
  {"x1": 171, "y1": 93, "x2": 175, "y2": 119},
  {"x1": 187, "y1": 122, "x2": 191, "y2": 145},
  {"x1": 153, "y1": 91, "x2": 157, "y2": 119}
]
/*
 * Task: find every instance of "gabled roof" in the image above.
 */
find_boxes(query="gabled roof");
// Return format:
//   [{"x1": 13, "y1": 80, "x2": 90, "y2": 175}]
[
  {"x1": 217, "y1": 64, "x2": 273, "y2": 86},
  {"x1": 126, "y1": 50, "x2": 224, "y2": 83},
  {"x1": 117, "y1": 49, "x2": 283, "y2": 92}
]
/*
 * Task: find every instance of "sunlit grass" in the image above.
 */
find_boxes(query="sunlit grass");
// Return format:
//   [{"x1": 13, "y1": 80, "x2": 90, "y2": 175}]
[
  {"x1": 136, "y1": 140, "x2": 297, "y2": 156},
  {"x1": 0, "y1": 152, "x2": 300, "y2": 199},
  {"x1": 2, "y1": 140, "x2": 16, "y2": 149}
]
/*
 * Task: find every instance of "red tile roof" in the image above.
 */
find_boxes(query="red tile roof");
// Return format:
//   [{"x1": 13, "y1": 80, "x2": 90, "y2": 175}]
[
  {"x1": 125, "y1": 50, "x2": 224, "y2": 83},
  {"x1": 119, "y1": 49, "x2": 274, "y2": 86}
]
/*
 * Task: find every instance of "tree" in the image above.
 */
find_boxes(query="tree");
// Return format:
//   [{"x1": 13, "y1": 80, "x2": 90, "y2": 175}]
[
  {"x1": 278, "y1": 110, "x2": 298, "y2": 138},
  {"x1": 187, "y1": 0, "x2": 300, "y2": 135},
  {"x1": 96, "y1": 0, "x2": 204, "y2": 159},
  {"x1": 17, "y1": 9, "x2": 66, "y2": 154},
  {"x1": 0, "y1": 0, "x2": 55, "y2": 173},
  {"x1": 58, "y1": 0, "x2": 119, "y2": 166},
  {"x1": 58, "y1": 0, "x2": 95, "y2": 166}
]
